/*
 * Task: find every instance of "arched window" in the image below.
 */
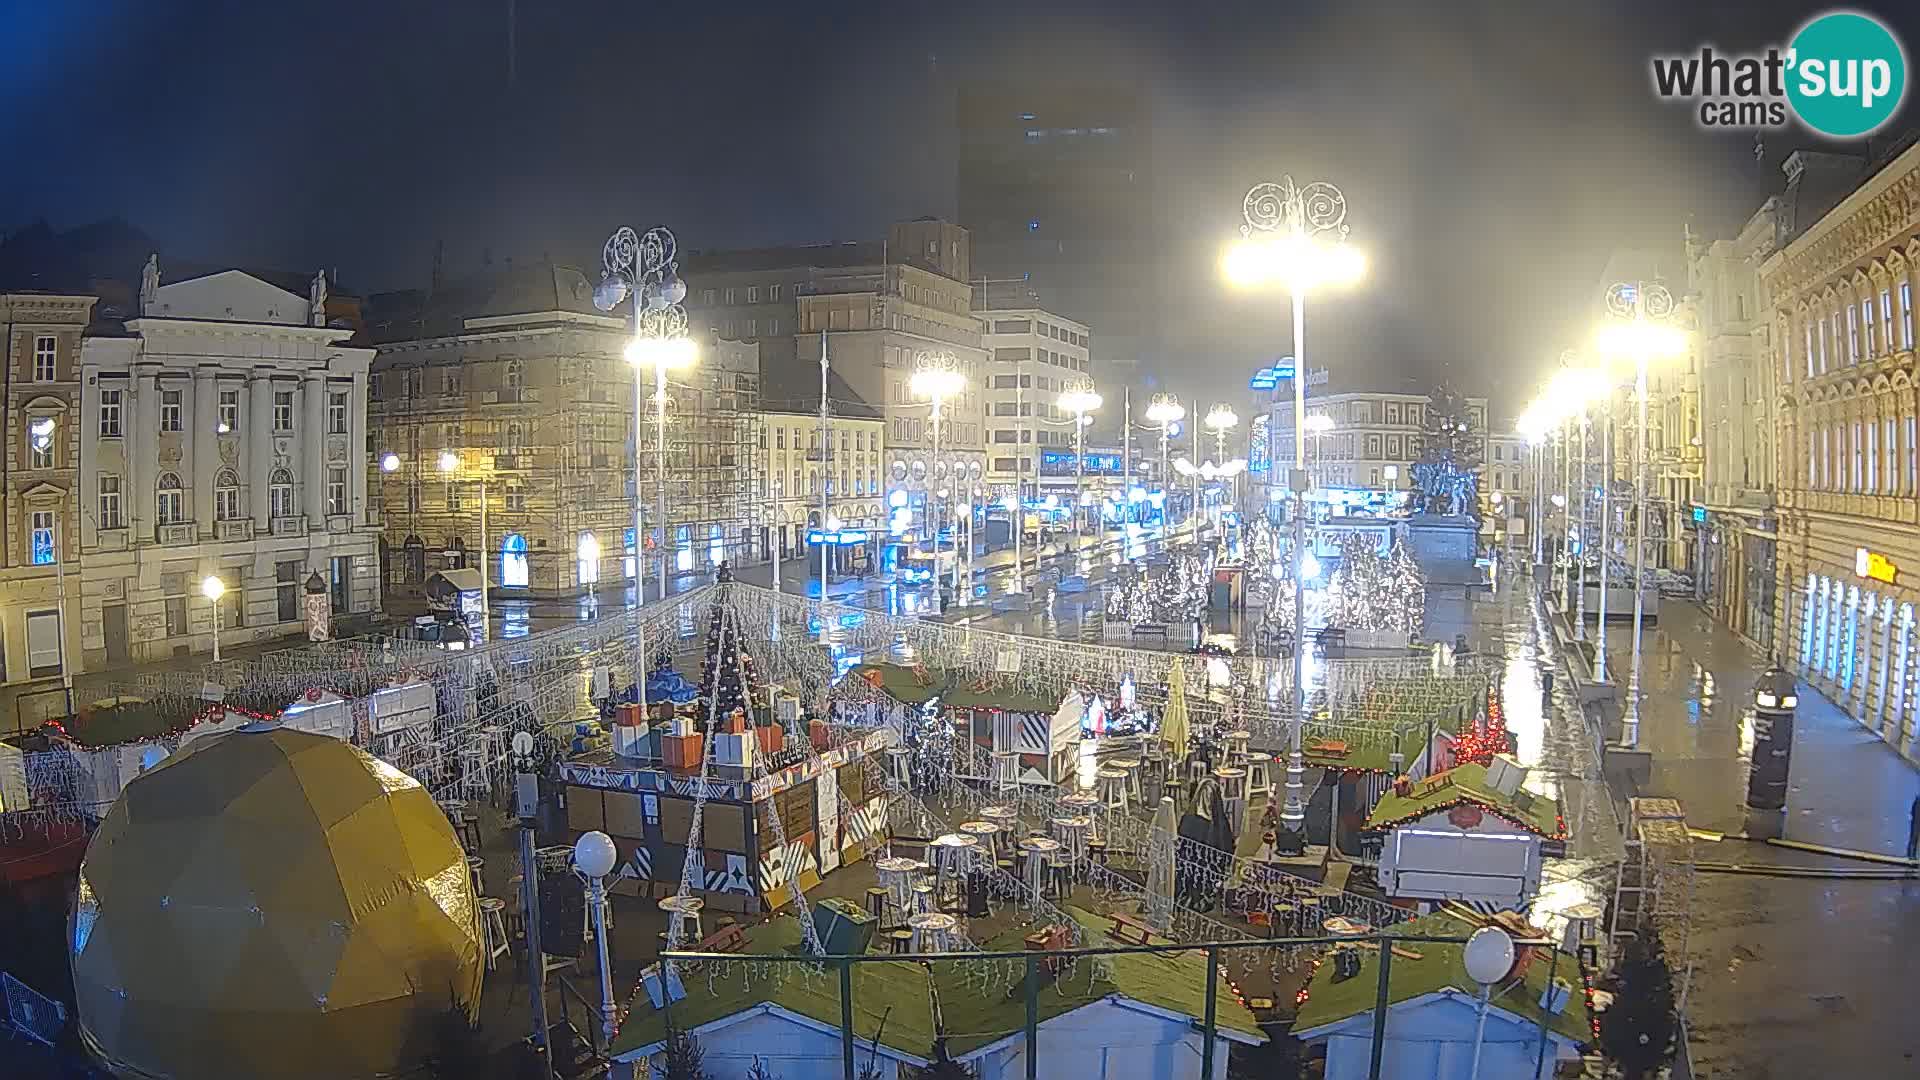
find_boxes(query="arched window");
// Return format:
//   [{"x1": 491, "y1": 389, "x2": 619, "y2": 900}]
[
  {"x1": 504, "y1": 422, "x2": 524, "y2": 453},
  {"x1": 505, "y1": 360, "x2": 524, "y2": 393},
  {"x1": 156, "y1": 472, "x2": 184, "y2": 525},
  {"x1": 269, "y1": 468, "x2": 295, "y2": 520},
  {"x1": 214, "y1": 469, "x2": 240, "y2": 521},
  {"x1": 500, "y1": 532, "x2": 529, "y2": 588}
]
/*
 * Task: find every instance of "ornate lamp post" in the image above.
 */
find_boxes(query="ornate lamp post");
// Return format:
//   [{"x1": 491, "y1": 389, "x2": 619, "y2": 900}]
[
  {"x1": 1597, "y1": 281, "x2": 1687, "y2": 747},
  {"x1": 1223, "y1": 177, "x2": 1365, "y2": 840},
  {"x1": 1144, "y1": 394, "x2": 1185, "y2": 534},
  {"x1": 595, "y1": 225, "x2": 693, "y2": 614},
  {"x1": 910, "y1": 350, "x2": 966, "y2": 600},
  {"x1": 1204, "y1": 403, "x2": 1240, "y2": 522}
]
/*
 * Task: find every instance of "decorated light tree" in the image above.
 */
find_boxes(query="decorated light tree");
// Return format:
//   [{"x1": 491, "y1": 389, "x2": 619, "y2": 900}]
[
  {"x1": 1452, "y1": 687, "x2": 1512, "y2": 767},
  {"x1": 698, "y1": 607, "x2": 762, "y2": 723},
  {"x1": 1382, "y1": 538, "x2": 1426, "y2": 636}
]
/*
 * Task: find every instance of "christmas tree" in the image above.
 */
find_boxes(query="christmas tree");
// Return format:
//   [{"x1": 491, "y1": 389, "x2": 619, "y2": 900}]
[
  {"x1": 654, "y1": 1028, "x2": 710, "y2": 1080},
  {"x1": 1598, "y1": 933, "x2": 1677, "y2": 1080},
  {"x1": 698, "y1": 607, "x2": 761, "y2": 723},
  {"x1": 1382, "y1": 539, "x2": 1425, "y2": 636}
]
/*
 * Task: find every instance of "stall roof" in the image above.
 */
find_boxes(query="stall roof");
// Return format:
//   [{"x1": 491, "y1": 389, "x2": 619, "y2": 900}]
[
  {"x1": 1364, "y1": 761, "x2": 1562, "y2": 838},
  {"x1": 1292, "y1": 912, "x2": 1592, "y2": 1045},
  {"x1": 427, "y1": 568, "x2": 485, "y2": 593},
  {"x1": 611, "y1": 906, "x2": 1262, "y2": 1060}
]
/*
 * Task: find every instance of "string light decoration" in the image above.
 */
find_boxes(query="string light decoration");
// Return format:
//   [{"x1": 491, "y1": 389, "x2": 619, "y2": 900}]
[
  {"x1": 698, "y1": 603, "x2": 764, "y2": 722},
  {"x1": 1322, "y1": 533, "x2": 1426, "y2": 637},
  {"x1": 1451, "y1": 686, "x2": 1513, "y2": 767}
]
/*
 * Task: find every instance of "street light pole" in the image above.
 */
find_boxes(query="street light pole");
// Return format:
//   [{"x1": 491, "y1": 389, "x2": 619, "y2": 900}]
[
  {"x1": 1595, "y1": 398, "x2": 1613, "y2": 682},
  {"x1": 1225, "y1": 176, "x2": 1364, "y2": 839},
  {"x1": 1573, "y1": 406, "x2": 1589, "y2": 640},
  {"x1": 820, "y1": 331, "x2": 831, "y2": 594},
  {"x1": 911, "y1": 352, "x2": 965, "y2": 605}
]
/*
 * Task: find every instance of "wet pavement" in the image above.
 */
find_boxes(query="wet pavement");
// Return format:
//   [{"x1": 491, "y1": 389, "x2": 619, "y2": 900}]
[{"x1": 1586, "y1": 600, "x2": 1920, "y2": 1078}]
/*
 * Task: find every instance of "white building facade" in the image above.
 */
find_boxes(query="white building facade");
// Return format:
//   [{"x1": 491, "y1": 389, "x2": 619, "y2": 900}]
[
  {"x1": 980, "y1": 306, "x2": 1092, "y2": 494},
  {"x1": 77, "y1": 268, "x2": 380, "y2": 666}
]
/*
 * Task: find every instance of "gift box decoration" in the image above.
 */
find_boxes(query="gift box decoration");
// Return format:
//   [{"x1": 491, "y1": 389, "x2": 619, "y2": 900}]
[
  {"x1": 715, "y1": 732, "x2": 754, "y2": 767},
  {"x1": 615, "y1": 702, "x2": 645, "y2": 727},
  {"x1": 756, "y1": 723, "x2": 785, "y2": 755},
  {"x1": 662, "y1": 733, "x2": 705, "y2": 769},
  {"x1": 723, "y1": 709, "x2": 748, "y2": 735},
  {"x1": 808, "y1": 718, "x2": 829, "y2": 752},
  {"x1": 612, "y1": 722, "x2": 652, "y2": 759}
]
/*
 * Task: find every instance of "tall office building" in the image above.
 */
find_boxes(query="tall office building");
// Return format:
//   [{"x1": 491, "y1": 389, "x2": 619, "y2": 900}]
[{"x1": 958, "y1": 85, "x2": 1152, "y2": 380}]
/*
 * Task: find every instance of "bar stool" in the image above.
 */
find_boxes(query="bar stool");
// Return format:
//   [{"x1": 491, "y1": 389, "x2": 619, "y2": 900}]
[
  {"x1": 1019, "y1": 836, "x2": 1061, "y2": 905},
  {"x1": 888, "y1": 928, "x2": 915, "y2": 954},
  {"x1": 1096, "y1": 766, "x2": 1131, "y2": 816},
  {"x1": 1213, "y1": 766, "x2": 1248, "y2": 828},
  {"x1": 659, "y1": 895, "x2": 705, "y2": 945},
  {"x1": 992, "y1": 751, "x2": 1021, "y2": 795},
  {"x1": 478, "y1": 897, "x2": 510, "y2": 970},
  {"x1": 887, "y1": 745, "x2": 913, "y2": 789},
  {"x1": 912, "y1": 883, "x2": 937, "y2": 915},
  {"x1": 865, "y1": 886, "x2": 892, "y2": 924},
  {"x1": 874, "y1": 856, "x2": 920, "y2": 917},
  {"x1": 1108, "y1": 757, "x2": 1144, "y2": 803},
  {"x1": 1223, "y1": 730, "x2": 1252, "y2": 767},
  {"x1": 458, "y1": 742, "x2": 493, "y2": 803},
  {"x1": 465, "y1": 855, "x2": 486, "y2": 898},
  {"x1": 1050, "y1": 815, "x2": 1090, "y2": 879},
  {"x1": 1246, "y1": 754, "x2": 1274, "y2": 802}
]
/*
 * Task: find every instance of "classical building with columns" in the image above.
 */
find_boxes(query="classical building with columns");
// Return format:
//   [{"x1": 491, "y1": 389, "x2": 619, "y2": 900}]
[
  {"x1": 75, "y1": 266, "x2": 380, "y2": 666},
  {"x1": 1761, "y1": 143, "x2": 1920, "y2": 758}
]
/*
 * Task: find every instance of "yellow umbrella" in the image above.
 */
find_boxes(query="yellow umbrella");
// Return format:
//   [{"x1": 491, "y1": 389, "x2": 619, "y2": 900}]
[{"x1": 1161, "y1": 661, "x2": 1191, "y2": 761}]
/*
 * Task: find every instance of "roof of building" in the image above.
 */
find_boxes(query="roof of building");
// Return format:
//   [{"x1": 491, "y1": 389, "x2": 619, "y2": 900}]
[
  {"x1": 611, "y1": 907, "x2": 1262, "y2": 1061},
  {"x1": 1292, "y1": 913, "x2": 1591, "y2": 1046},
  {"x1": 1364, "y1": 761, "x2": 1563, "y2": 838},
  {"x1": 362, "y1": 261, "x2": 620, "y2": 344},
  {"x1": 761, "y1": 366, "x2": 881, "y2": 421}
]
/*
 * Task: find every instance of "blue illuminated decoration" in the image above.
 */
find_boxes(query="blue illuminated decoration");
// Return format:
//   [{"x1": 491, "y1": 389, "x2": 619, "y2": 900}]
[
  {"x1": 1028, "y1": 220, "x2": 1041, "y2": 231},
  {"x1": 30, "y1": 529, "x2": 54, "y2": 566},
  {"x1": 1274, "y1": 357, "x2": 1296, "y2": 378},
  {"x1": 1249, "y1": 367, "x2": 1278, "y2": 390},
  {"x1": 1691, "y1": 506, "x2": 1707, "y2": 524},
  {"x1": 1038, "y1": 447, "x2": 1125, "y2": 477},
  {"x1": 807, "y1": 529, "x2": 869, "y2": 546},
  {"x1": 1249, "y1": 415, "x2": 1271, "y2": 475}
]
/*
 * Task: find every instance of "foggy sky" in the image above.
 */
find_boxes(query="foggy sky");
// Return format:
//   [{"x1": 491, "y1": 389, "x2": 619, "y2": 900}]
[{"x1": 4, "y1": 0, "x2": 1915, "y2": 420}]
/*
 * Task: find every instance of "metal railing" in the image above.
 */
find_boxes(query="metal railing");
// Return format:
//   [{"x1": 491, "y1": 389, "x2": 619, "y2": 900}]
[{"x1": 658, "y1": 928, "x2": 1569, "y2": 1080}]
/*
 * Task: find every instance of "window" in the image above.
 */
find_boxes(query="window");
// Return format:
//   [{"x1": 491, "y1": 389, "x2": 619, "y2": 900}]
[
  {"x1": 504, "y1": 421, "x2": 523, "y2": 452},
  {"x1": 769, "y1": 317, "x2": 781, "y2": 335},
  {"x1": 273, "y1": 391, "x2": 294, "y2": 431},
  {"x1": 28, "y1": 417, "x2": 54, "y2": 469},
  {"x1": 447, "y1": 483, "x2": 462, "y2": 512},
  {"x1": 406, "y1": 369, "x2": 424, "y2": 399},
  {"x1": 159, "y1": 389, "x2": 182, "y2": 432},
  {"x1": 215, "y1": 470, "x2": 240, "y2": 521},
  {"x1": 32, "y1": 335, "x2": 55, "y2": 381},
  {"x1": 98, "y1": 476, "x2": 123, "y2": 529},
  {"x1": 701, "y1": 288, "x2": 716, "y2": 305},
  {"x1": 1862, "y1": 298, "x2": 1876, "y2": 357},
  {"x1": 327, "y1": 467, "x2": 348, "y2": 516},
  {"x1": 505, "y1": 360, "x2": 524, "y2": 392},
  {"x1": 443, "y1": 368, "x2": 462, "y2": 396},
  {"x1": 30, "y1": 511, "x2": 55, "y2": 565},
  {"x1": 270, "y1": 468, "x2": 295, "y2": 519},
  {"x1": 1904, "y1": 283, "x2": 1915, "y2": 349},
  {"x1": 1886, "y1": 417, "x2": 1898, "y2": 495},
  {"x1": 1805, "y1": 321, "x2": 1816, "y2": 377},
  {"x1": 746, "y1": 318, "x2": 757, "y2": 336},
  {"x1": 1868, "y1": 421, "x2": 1881, "y2": 491},
  {"x1": 445, "y1": 421, "x2": 462, "y2": 447},
  {"x1": 770, "y1": 284, "x2": 782, "y2": 302},
  {"x1": 327, "y1": 391, "x2": 348, "y2": 434},
  {"x1": 165, "y1": 597, "x2": 187, "y2": 638},
  {"x1": 1817, "y1": 317, "x2": 1829, "y2": 372},
  {"x1": 218, "y1": 389, "x2": 239, "y2": 433},
  {"x1": 1882, "y1": 288, "x2": 1895, "y2": 351},
  {"x1": 1855, "y1": 422, "x2": 1865, "y2": 491},
  {"x1": 156, "y1": 473, "x2": 185, "y2": 525},
  {"x1": 505, "y1": 485, "x2": 526, "y2": 511},
  {"x1": 775, "y1": 428, "x2": 785, "y2": 450},
  {"x1": 277, "y1": 560, "x2": 301, "y2": 622},
  {"x1": 724, "y1": 288, "x2": 736, "y2": 304},
  {"x1": 99, "y1": 388, "x2": 123, "y2": 437},
  {"x1": 1908, "y1": 416, "x2": 1917, "y2": 492},
  {"x1": 746, "y1": 286, "x2": 760, "y2": 303}
]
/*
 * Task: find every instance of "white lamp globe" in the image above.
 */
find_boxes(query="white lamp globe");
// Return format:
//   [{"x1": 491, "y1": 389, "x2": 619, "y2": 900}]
[
  {"x1": 573, "y1": 830, "x2": 618, "y2": 878},
  {"x1": 1462, "y1": 926, "x2": 1516, "y2": 985}
]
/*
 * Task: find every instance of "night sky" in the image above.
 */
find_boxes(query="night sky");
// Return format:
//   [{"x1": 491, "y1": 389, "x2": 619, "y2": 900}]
[{"x1": 5, "y1": 0, "x2": 1917, "y2": 419}]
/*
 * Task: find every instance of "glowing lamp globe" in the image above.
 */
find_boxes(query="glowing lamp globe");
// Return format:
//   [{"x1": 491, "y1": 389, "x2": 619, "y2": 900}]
[
  {"x1": 592, "y1": 274, "x2": 629, "y2": 313},
  {"x1": 574, "y1": 830, "x2": 619, "y2": 878},
  {"x1": 70, "y1": 727, "x2": 482, "y2": 1080}
]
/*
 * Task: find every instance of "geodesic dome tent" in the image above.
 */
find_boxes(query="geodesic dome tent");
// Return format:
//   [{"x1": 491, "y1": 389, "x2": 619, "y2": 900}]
[{"x1": 69, "y1": 724, "x2": 483, "y2": 1079}]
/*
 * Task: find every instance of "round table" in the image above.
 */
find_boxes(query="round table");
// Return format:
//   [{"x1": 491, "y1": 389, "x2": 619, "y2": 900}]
[
  {"x1": 960, "y1": 819, "x2": 1002, "y2": 857},
  {"x1": 981, "y1": 804, "x2": 1019, "y2": 833},
  {"x1": 930, "y1": 833, "x2": 981, "y2": 904},
  {"x1": 1018, "y1": 836, "x2": 1063, "y2": 901},
  {"x1": 907, "y1": 911, "x2": 959, "y2": 952},
  {"x1": 659, "y1": 895, "x2": 705, "y2": 943},
  {"x1": 875, "y1": 855, "x2": 921, "y2": 915}
]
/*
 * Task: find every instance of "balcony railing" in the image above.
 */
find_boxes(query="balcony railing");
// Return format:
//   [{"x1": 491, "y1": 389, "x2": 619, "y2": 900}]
[
  {"x1": 216, "y1": 520, "x2": 254, "y2": 542},
  {"x1": 156, "y1": 523, "x2": 195, "y2": 547},
  {"x1": 483, "y1": 388, "x2": 542, "y2": 405},
  {"x1": 270, "y1": 515, "x2": 307, "y2": 536}
]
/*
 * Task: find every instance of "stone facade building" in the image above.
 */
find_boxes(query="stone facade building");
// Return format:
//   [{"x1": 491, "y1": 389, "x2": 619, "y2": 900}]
[
  {"x1": 1762, "y1": 143, "x2": 1920, "y2": 757},
  {"x1": 366, "y1": 264, "x2": 762, "y2": 599},
  {"x1": 0, "y1": 291, "x2": 95, "y2": 689},
  {"x1": 76, "y1": 267, "x2": 381, "y2": 666},
  {"x1": 758, "y1": 369, "x2": 885, "y2": 563}
]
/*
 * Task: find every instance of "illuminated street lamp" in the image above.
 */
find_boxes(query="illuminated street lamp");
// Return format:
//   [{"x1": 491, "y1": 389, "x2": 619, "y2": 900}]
[
  {"x1": 1302, "y1": 412, "x2": 1334, "y2": 488},
  {"x1": 1223, "y1": 176, "x2": 1366, "y2": 839},
  {"x1": 1144, "y1": 394, "x2": 1185, "y2": 532},
  {"x1": 1203, "y1": 404, "x2": 1240, "y2": 521},
  {"x1": 439, "y1": 450, "x2": 490, "y2": 634},
  {"x1": 201, "y1": 575, "x2": 227, "y2": 663},
  {"x1": 1596, "y1": 281, "x2": 1688, "y2": 747},
  {"x1": 910, "y1": 351, "x2": 967, "y2": 598},
  {"x1": 1059, "y1": 383, "x2": 1102, "y2": 535}
]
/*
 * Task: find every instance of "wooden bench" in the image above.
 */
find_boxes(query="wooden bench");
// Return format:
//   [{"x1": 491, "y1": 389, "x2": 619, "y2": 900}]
[
  {"x1": 1106, "y1": 911, "x2": 1155, "y2": 946},
  {"x1": 695, "y1": 923, "x2": 748, "y2": 956}
]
